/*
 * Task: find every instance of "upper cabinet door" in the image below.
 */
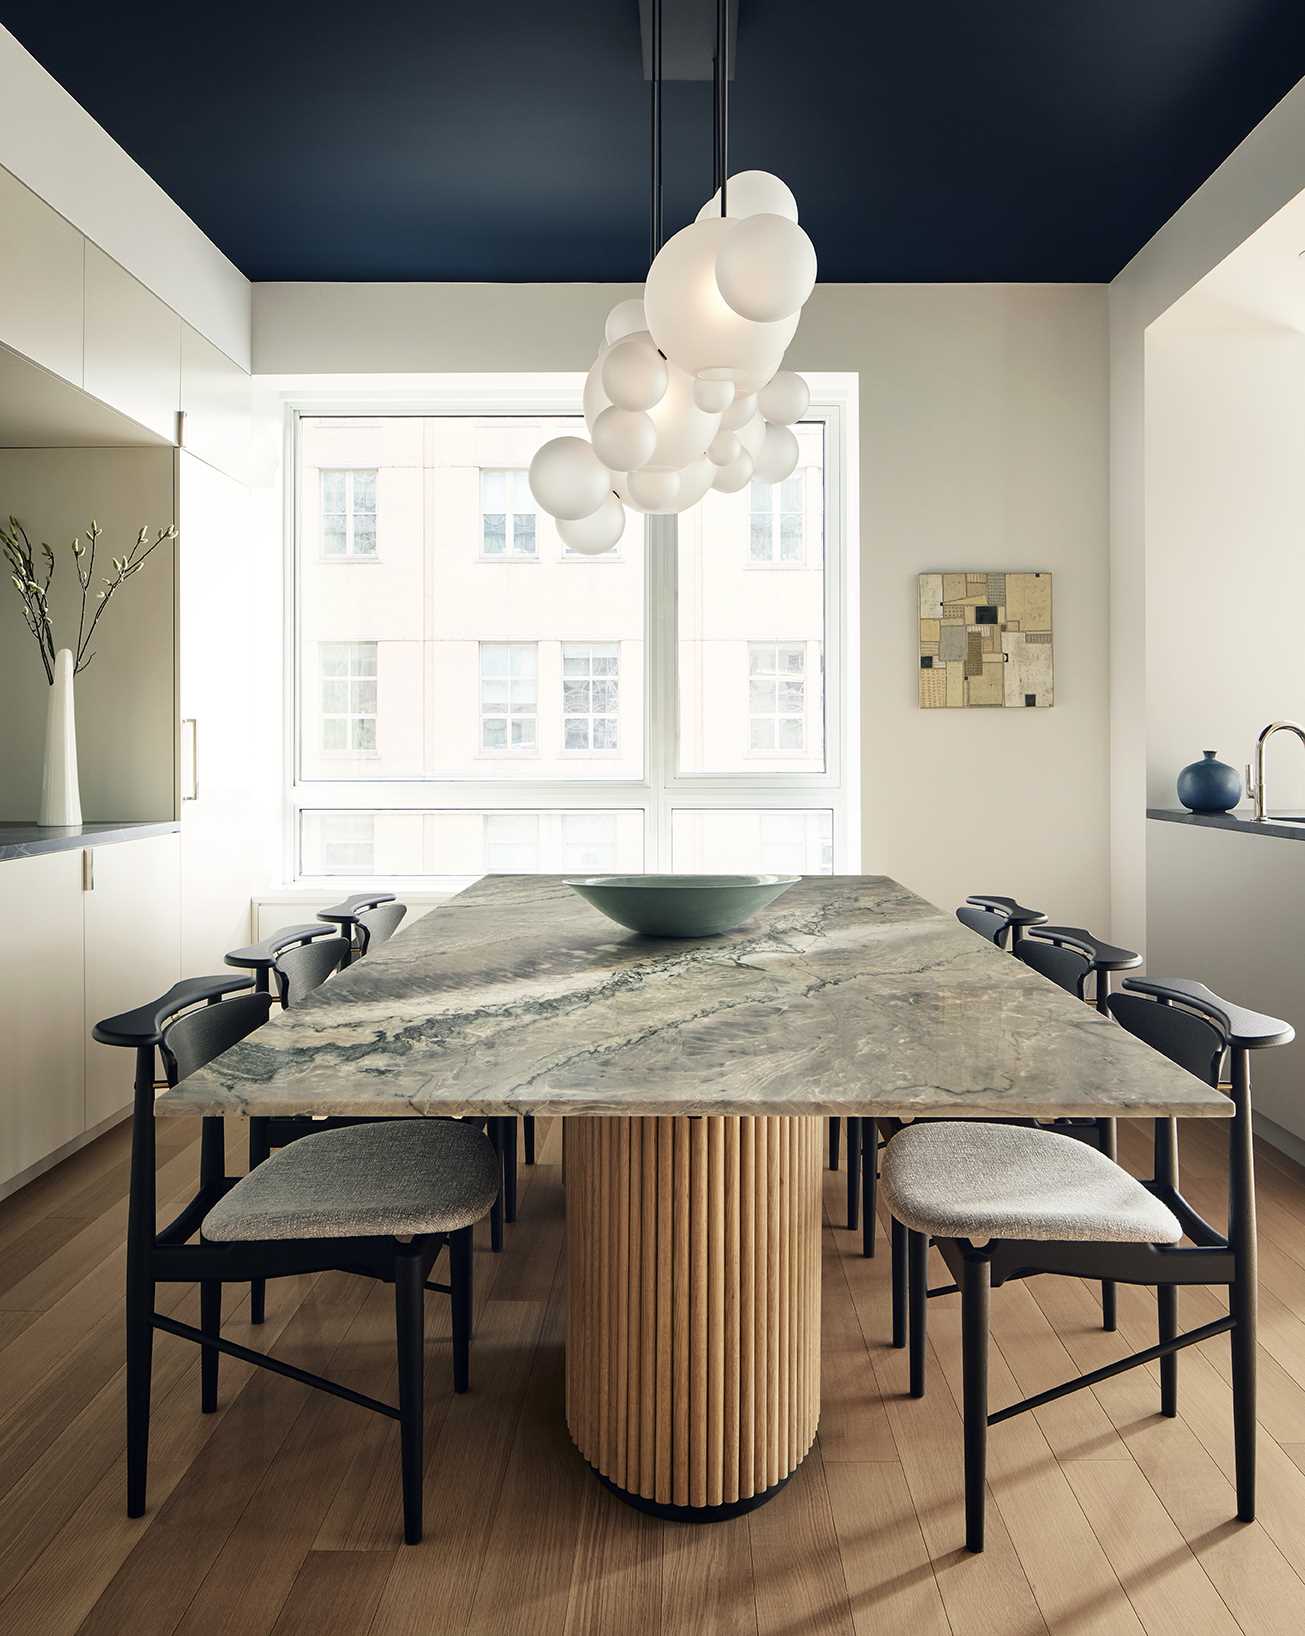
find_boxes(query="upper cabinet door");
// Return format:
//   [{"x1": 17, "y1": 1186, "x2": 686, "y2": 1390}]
[
  {"x1": 84, "y1": 245, "x2": 181, "y2": 442},
  {"x1": 0, "y1": 165, "x2": 84, "y2": 386},
  {"x1": 180, "y1": 324, "x2": 251, "y2": 483}
]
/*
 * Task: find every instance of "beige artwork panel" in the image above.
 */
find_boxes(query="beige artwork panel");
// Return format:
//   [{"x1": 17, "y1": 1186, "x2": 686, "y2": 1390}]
[{"x1": 918, "y1": 571, "x2": 1053, "y2": 708}]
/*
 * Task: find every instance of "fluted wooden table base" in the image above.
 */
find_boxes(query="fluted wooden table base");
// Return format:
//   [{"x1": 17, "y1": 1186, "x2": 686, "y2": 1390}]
[{"x1": 565, "y1": 1115, "x2": 822, "y2": 1519}]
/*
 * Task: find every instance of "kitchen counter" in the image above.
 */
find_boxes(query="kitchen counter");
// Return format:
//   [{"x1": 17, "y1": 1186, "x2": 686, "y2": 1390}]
[
  {"x1": 0, "y1": 820, "x2": 180, "y2": 861},
  {"x1": 1148, "y1": 807, "x2": 1305, "y2": 842}
]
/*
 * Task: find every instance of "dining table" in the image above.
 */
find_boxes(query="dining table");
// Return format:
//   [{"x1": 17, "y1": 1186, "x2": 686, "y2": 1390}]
[{"x1": 154, "y1": 873, "x2": 1230, "y2": 1522}]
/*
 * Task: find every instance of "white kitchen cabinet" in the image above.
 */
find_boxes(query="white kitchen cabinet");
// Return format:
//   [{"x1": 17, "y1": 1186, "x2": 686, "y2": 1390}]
[
  {"x1": 0, "y1": 164, "x2": 84, "y2": 387},
  {"x1": 83, "y1": 244, "x2": 181, "y2": 442},
  {"x1": 0, "y1": 851, "x2": 86, "y2": 1192},
  {"x1": 83, "y1": 833, "x2": 181, "y2": 1129},
  {"x1": 180, "y1": 324, "x2": 251, "y2": 483}
]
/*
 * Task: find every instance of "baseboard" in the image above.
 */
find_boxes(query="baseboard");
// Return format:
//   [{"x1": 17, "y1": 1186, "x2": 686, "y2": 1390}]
[
  {"x1": 1254, "y1": 1109, "x2": 1305, "y2": 1170},
  {"x1": 0, "y1": 1102, "x2": 131, "y2": 1205}
]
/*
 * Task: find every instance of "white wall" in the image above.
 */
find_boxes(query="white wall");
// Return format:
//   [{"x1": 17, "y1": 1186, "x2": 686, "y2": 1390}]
[
  {"x1": 1109, "y1": 76, "x2": 1305, "y2": 951},
  {"x1": 255, "y1": 280, "x2": 1111, "y2": 923},
  {"x1": 0, "y1": 26, "x2": 249, "y2": 370},
  {"x1": 1146, "y1": 322, "x2": 1305, "y2": 811}
]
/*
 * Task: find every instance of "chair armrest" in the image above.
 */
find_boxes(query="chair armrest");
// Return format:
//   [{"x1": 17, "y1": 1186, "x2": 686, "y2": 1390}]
[
  {"x1": 965, "y1": 894, "x2": 1047, "y2": 927},
  {"x1": 1028, "y1": 924, "x2": 1142, "y2": 972},
  {"x1": 317, "y1": 892, "x2": 397, "y2": 926},
  {"x1": 225, "y1": 923, "x2": 337, "y2": 972},
  {"x1": 93, "y1": 974, "x2": 255, "y2": 1047},
  {"x1": 1122, "y1": 976, "x2": 1294, "y2": 1049}
]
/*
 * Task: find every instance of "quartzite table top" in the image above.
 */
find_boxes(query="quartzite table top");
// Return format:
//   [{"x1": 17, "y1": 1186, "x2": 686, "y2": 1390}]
[{"x1": 154, "y1": 874, "x2": 1230, "y2": 1123}]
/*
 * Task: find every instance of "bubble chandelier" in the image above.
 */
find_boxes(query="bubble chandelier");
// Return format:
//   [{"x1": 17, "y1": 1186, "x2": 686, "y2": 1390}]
[{"x1": 529, "y1": 0, "x2": 816, "y2": 552}]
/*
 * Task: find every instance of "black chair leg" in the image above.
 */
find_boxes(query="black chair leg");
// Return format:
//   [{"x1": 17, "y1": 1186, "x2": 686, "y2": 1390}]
[
  {"x1": 503, "y1": 1116, "x2": 519, "y2": 1225},
  {"x1": 1231, "y1": 1272, "x2": 1257, "y2": 1522},
  {"x1": 891, "y1": 1214, "x2": 907, "y2": 1349},
  {"x1": 125, "y1": 1266, "x2": 154, "y2": 1518},
  {"x1": 861, "y1": 1122, "x2": 877, "y2": 1258},
  {"x1": 1158, "y1": 1283, "x2": 1178, "y2": 1417},
  {"x1": 249, "y1": 1118, "x2": 272, "y2": 1323},
  {"x1": 828, "y1": 1116, "x2": 840, "y2": 1171},
  {"x1": 524, "y1": 1114, "x2": 535, "y2": 1166},
  {"x1": 450, "y1": 1224, "x2": 474, "y2": 1390},
  {"x1": 394, "y1": 1247, "x2": 426, "y2": 1545},
  {"x1": 908, "y1": 1230, "x2": 928, "y2": 1397},
  {"x1": 961, "y1": 1252, "x2": 991, "y2": 1553},
  {"x1": 846, "y1": 1117, "x2": 861, "y2": 1232},
  {"x1": 487, "y1": 1119, "x2": 505, "y2": 1252},
  {"x1": 200, "y1": 1281, "x2": 221, "y2": 1413}
]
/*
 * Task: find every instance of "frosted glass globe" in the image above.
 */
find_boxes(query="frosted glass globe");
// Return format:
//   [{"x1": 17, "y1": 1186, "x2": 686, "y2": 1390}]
[
  {"x1": 696, "y1": 170, "x2": 799, "y2": 224},
  {"x1": 664, "y1": 457, "x2": 716, "y2": 513},
  {"x1": 752, "y1": 421, "x2": 800, "y2": 484},
  {"x1": 528, "y1": 436, "x2": 611, "y2": 520},
  {"x1": 715, "y1": 215, "x2": 818, "y2": 322},
  {"x1": 693, "y1": 376, "x2": 735, "y2": 413},
  {"x1": 583, "y1": 345, "x2": 611, "y2": 435},
  {"x1": 707, "y1": 429, "x2": 741, "y2": 467},
  {"x1": 757, "y1": 370, "x2": 810, "y2": 426},
  {"x1": 721, "y1": 391, "x2": 757, "y2": 431},
  {"x1": 557, "y1": 493, "x2": 626, "y2": 555},
  {"x1": 735, "y1": 413, "x2": 766, "y2": 461},
  {"x1": 644, "y1": 358, "x2": 722, "y2": 468},
  {"x1": 592, "y1": 405, "x2": 656, "y2": 472},
  {"x1": 628, "y1": 467, "x2": 680, "y2": 512},
  {"x1": 712, "y1": 449, "x2": 754, "y2": 493},
  {"x1": 645, "y1": 218, "x2": 798, "y2": 384},
  {"x1": 604, "y1": 298, "x2": 647, "y2": 344},
  {"x1": 602, "y1": 332, "x2": 668, "y2": 411}
]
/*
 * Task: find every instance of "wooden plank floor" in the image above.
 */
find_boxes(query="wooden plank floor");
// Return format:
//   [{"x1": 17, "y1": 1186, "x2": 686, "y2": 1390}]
[{"x1": 4, "y1": 1116, "x2": 1305, "y2": 1633}]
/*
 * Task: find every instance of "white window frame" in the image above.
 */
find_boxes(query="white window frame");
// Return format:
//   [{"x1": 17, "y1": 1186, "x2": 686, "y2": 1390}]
[
  {"x1": 479, "y1": 641, "x2": 539, "y2": 755},
  {"x1": 479, "y1": 468, "x2": 537, "y2": 561},
  {"x1": 319, "y1": 640, "x2": 379, "y2": 756},
  {"x1": 561, "y1": 642, "x2": 620, "y2": 756},
  {"x1": 320, "y1": 467, "x2": 378, "y2": 560},
  {"x1": 280, "y1": 375, "x2": 859, "y2": 889}
]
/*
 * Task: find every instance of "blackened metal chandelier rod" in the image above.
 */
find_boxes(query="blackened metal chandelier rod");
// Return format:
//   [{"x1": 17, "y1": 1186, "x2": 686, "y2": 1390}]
[
  {"x1": 716, "y1": 0, "x2": 729, "y2": 214},
  {"x1": 650, "y1": 0, "x2": 663, "y2": 259}
]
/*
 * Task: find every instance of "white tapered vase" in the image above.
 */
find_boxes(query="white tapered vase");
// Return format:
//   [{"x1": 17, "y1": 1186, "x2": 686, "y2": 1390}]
[{"x1": 38, "y1": 648, "x2": 82, "y2": 827}]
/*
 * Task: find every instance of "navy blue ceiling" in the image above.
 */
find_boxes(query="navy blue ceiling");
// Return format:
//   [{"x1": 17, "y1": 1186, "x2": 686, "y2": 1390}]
[{"x1": 4, "y1": 2, "x2": 1305, "y2": 283}]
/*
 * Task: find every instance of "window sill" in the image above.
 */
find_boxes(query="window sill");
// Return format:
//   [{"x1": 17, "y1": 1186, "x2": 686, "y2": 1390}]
[
  {"x1": 318, "y1": 556, "x2": 383, "y2": 565},
  {"x1": 744, "y1": 560, "x2": 808, "y2": 571},
  {"x1": 477, "y1": 555, "x2": 540, "y2": 565}
]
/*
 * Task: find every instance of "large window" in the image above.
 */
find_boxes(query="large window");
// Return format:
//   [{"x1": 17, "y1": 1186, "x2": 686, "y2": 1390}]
[
  {"x1": 291, "y1": 395, "x2": 855, "y2": 883},
  {"x1": 321, "y1": 469, "x2": 377, "y2": 558}
]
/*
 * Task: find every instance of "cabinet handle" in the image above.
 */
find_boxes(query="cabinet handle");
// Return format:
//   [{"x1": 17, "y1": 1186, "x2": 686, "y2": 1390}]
[
  {"x1": 182, "y1": 718, "x2": 199, "y2": 801},
  {"x1": 83, "y1": 848, "x2": 94, "y2": 891}
]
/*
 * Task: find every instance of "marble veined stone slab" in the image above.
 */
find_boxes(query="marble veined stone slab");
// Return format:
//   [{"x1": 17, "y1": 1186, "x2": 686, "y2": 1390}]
[{"x1": 155, "y1": 875, "x2": 1230, "y2": 1122}]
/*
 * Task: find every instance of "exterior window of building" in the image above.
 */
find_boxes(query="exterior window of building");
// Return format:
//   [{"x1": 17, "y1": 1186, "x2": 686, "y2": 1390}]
[
  {"x1": 749, "y1": 473, "x2": 804, "y2": 565},
  {"x1": 483, "y1": 812, "x2": 540, "y2": 871},
  {"x1": 480, "y1": 469, "x2": 537, "y2": 558},
  {"x1": 321, "y1": 469, "x2": 378, "y2": 558},
  {"x1": 562, "y1": 812, "x2": 618, "y2": 871},
  {"x1": 321, "y1": 813, "x2": 376, "y2": 873},
  {"x1": 480, "y1": 642, "x2": 538, "y2": 751},
  {"x1": 562, "y1": 643, "x2": 619, "y2": 752},
  {"x1": 748, "y1": 642, "x2": 806, "y2": 753},
  {"x1": 320, "y1": 642, "x2": 378, "y2": 752}
]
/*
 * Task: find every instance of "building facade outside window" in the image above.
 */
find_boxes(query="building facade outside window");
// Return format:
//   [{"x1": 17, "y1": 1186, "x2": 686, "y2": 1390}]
[
  {"x1": 320, "y1": 641, "x2": 378, "y2": 753},
  {"x1": 749, "y1": 472, "x2": 806, "y2": 565},
  {"x1": 480, "y1": 469, "x2": 536, "y2": 558},
  {"x1": 321, "y1": 469, "x2": 377, "y2": 558},
  {"x1": 480, "y1": 642, "x2": 538, "y2": 751},
  {"x1": 483, "y1": 812, "x2": 540, "y2": 871},
  {"x1": 562, "y1": 643, "x2": 619, "y2": 752}
]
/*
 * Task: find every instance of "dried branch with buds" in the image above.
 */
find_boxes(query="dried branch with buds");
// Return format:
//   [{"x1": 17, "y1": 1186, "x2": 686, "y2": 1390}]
[{"x1": 2, "y1": 516, "x2": 177, "y2": 684}]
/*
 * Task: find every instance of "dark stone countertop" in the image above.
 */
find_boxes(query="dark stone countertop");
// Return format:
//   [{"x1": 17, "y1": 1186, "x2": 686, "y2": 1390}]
[
  {"x1": 0, "y1": 820, "x2": 180, "y2": 861},
  {"x1": 1148, "y1": 807, "x2": 1305, "y2": 842}
]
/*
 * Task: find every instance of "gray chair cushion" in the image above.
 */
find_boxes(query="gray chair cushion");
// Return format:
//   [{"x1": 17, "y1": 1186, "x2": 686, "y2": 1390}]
[
  {"x1": 879, "y1": 1121, "x2": 1182, "y2": 1245},
  {"x1": 202, "y1": 1119, "x2": 501, "y2": 1243}
]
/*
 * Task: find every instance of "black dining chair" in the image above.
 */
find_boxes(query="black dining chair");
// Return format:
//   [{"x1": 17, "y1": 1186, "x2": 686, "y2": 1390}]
[
  {"x1": 880, "y1": 976, "x2": 1291, "y2": 1552},
  {"x1": 317, "y1": 892, "x2": 399, "y2": 965},
  {"x1": 94, "y1": 977, "x2": 500, "y2": 1545}
]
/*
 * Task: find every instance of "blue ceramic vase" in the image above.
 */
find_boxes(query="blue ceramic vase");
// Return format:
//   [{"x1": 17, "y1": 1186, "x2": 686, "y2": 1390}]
[{"x1": 1176, "y1": 750, "x2": 1242, "y2": 814}]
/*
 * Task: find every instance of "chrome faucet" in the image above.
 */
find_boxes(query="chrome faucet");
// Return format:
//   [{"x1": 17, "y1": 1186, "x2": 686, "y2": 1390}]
[{"x1": 1246, "y1": 721, "x2": 1305, "y2": 820}]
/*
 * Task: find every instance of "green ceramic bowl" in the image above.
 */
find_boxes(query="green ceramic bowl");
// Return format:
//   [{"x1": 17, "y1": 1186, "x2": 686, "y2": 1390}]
[{"x1": 565, "y1": 873, "x2": 800, "y2": 937}]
